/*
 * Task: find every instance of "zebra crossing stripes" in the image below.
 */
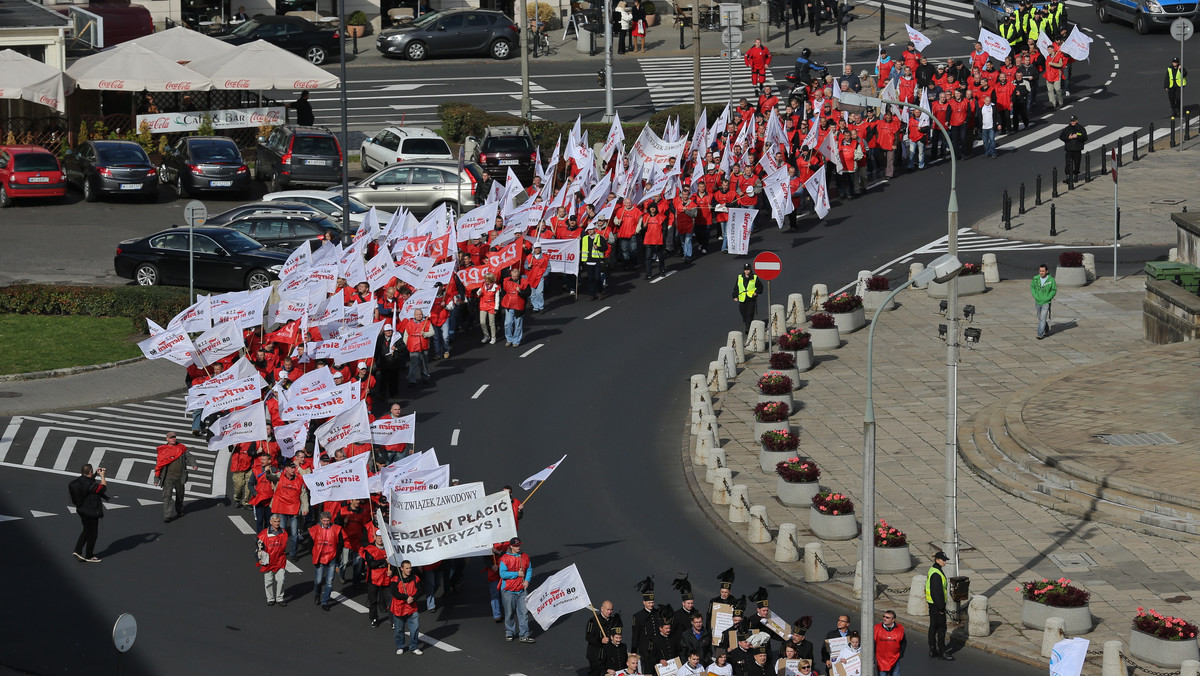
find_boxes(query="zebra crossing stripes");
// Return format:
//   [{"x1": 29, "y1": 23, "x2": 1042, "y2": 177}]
[
  {"x1": 1001, "y1": 123, "x2": 1159, "y2": 154},
  {"x1": 915, "y1": 228, "x2": 1107, "y2": 254},
  {"x1": 854, "y1": 0, "x2": 976, "y2": 22},
  {"x1": 1001, "y1": 124, "x2": 1103, "y2": 150},
  {"x1": 638, "y1": 56, "x2": 779, "y2": 110}
]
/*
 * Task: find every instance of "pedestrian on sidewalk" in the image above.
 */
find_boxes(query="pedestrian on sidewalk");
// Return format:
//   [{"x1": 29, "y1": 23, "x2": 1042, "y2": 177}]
[
  {"x1": 1032, "y1": 263, "x2": 1057, "y2": 339},
  {"x1": 1059, "y1": 114, "x2": 1086, "y2": 181},
  {"x1": 732, "y1": 264, "x2": 763, "y2": 336},
  {"x1": 925, "y1": 551, "x2": 954, "y2": 660},
  {"x1": 154, "y1": 431, "x2": 196, "y2": 523},
  {"x1": 631, "y1": 0, "x2": 647, "y2": 52},
  {"x1": 874, "y1": 609, "x2": 907, "y2": 675},
  {"x1": 69, "y1": 463, "x2": 107, "y2": 563},
  {"x1": 1165, "y1": 56, "x2": 1187, "y2": 116}
]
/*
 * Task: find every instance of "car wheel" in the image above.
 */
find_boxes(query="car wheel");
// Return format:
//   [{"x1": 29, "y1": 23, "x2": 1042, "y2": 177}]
[
  {"x1": 270, "y1": 172, "x2": 283, "y2": 193},
  {"x1": 306, "y1": 45, "x2": 328, "y2": 65},
  {"x1": 433, "y1": 200, "x2": 460, "y2": 219},
  {"x1": 490, "y1": 38, "x2": 513, "y2": 60},
  {"x1": 245, "y1": 269, "x2": 272, "y2": 290},
  {"x1": 1135, "y1": 11, "x2": 1149, "y2": 33},
  {"x1": 1096, "y1": 3, "x2": 1111, "y2": 22},
  {"x1": 135, "y1": 263, "x2": 159, "y2": 286},
  {"x1": 361, "y1": 153, "x2": 370, "y2": 173},
  {"x1": 175, "y1": 176, "x2": 189, "y2": 199},
  {"x1": 406, "y1": 41, "x2": 427, "y2": 60},
  {"x1": 83, "y1": 177, "x2": 98, "y2": 202},
  {"x1": 0, "y1": 185, "x2": 11, "y2": 208}
]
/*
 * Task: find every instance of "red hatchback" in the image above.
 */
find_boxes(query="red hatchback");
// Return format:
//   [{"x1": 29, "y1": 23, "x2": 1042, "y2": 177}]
[{"x1": 0, "y1": 145, "x2": 67, "y2": 207}]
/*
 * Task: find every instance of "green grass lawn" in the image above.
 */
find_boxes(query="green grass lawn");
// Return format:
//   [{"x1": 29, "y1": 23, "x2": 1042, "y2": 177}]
[{"x1": 0, "y1": 314, "x2": 142, "y2": 376}]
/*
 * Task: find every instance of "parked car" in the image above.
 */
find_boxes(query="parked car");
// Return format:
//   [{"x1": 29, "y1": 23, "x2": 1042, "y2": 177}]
[
  {"x1": 1095, "y1": 0, "x2": 1198, "y2": 33},
  {"x1": 376, "y1": 8, "x2": 518, "y2": 61},
  {"x1": 62, "y1": 140, "x2": 158, "y2": 203},
  {"x1": 218, "y1": 14, "x2": 341, "y2": 65},
  {"x1": 114, "y1": 227, "x2": 289, "y2": 290},
  {"x1": 205, "y1": 200, "x2": 325, "y2": 226},
  {"x1": 0, "y1": 145, "x2": 67, "y2": 207},
  {"x1": 262, "y1": 189, "x2": 394, "y2": 224},
  {"x1": 159, "y1": 136, "x2": 251, "y2": 199},
  {"x1": 255, "y1": 125, "x2": 343, "y2": 192},
  {"x1": 346, "y1": 160, "x2": 486, "y2": 215},
  {"x1": 222, "y1": 211, "x2": 344, "y2": 250},
  {"x1": 471, "y1": 125, "x2": 537, "y2": 183},
  {"x1": 359, "y1": 126, "x2": 453, "y2": 173}
]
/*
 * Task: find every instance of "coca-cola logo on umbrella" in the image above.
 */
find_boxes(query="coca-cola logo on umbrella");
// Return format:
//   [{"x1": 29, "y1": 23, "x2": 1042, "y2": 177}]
[{"x1": 98, "y1": 80, "x2": 126, "y2": 90}]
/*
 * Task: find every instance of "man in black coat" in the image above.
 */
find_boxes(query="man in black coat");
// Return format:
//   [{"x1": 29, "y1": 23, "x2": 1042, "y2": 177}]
[
  {"x1": 68, "y1": 464, "x2": 108, "y2": 562},
  {"x1": 676, "y1": 612, "x2": 711, "y2": 665},
  {"x1": 585, "y1": 600, "x2": 615, "y2": 676},
  {"x1": 631, "y1": 577, "x2": 657, "y2": 667},
  {"x1": 1059, "y1": 115, "x2": 1087, "y2": 181},
  {"x1": 820, "y1": 613, "x2": 851, "y2": 674},
  {"x1": 784, "y1": 616, "x2": 817, "y2": 664},
  {"x1": 646, "y1": 607, "x2": 680, "y2": 671}
]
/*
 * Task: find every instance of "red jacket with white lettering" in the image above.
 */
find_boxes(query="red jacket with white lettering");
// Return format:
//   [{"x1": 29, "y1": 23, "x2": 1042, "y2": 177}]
[
  {"x1": 308, "y1": 522, "x2": 343, "y2": 565},
  {"x1": 257, "y1": 527, "x2": 288, "y2": 573},
  {"x1": 391, "y1": 572, "x2": 421, "y2": 617},
  {"x1": 498, "y1": 550, "x2": 532, "y2": 592}
]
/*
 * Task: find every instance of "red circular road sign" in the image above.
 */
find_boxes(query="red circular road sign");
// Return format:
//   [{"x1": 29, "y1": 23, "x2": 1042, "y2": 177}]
[{"x1": 753, "y1": 252, "x2": 782, "y2": 281}]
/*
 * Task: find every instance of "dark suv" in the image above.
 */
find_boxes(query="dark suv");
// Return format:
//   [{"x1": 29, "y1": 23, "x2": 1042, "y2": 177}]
[
  {"x1": 218, "y1": 14, "x2": 341, "y2": 65},
  {"x1": 159, "y1": 136, "x2": 251, "y2": 198},
  {"x1": 222, "y1": 211, "x2": 344, "y2": 250},
  {"x1": 255, "y1": 125, "x2": 343, "y2": 192},
  {"x1": 474, "y1": 125, "x2": 537, "y2": 183}
]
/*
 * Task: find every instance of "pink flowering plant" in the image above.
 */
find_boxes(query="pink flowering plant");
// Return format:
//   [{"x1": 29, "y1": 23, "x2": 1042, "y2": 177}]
[
  {"x1": 959, "y1": 262, "x2": 982, "y2": 275},
  {"x1": 812, "y1": 491, "x2": 854, "y2": 515},
  {"x1": 778, "y1": 328, "x2": 811, "y2": 350},
  {"x1": 758, "y1": 373, "x2": 793, "y2": 395},
  {"x1": 822, "y1": 293, "x2": 864, "y2": 313},
  {"x1": 1015, "y1": 578, "x2": 1091, "y2": 608},
  {"x1": 775, "y1": 458, "x2": 819, "y2": 483},
  {"x1": 1133, "y1": 608, "x2": 1199, "y2": 641},
  {"x1": 865, "y1": 276, "x2": 890, "y2": 291},
  {"x1": 873, "y1": 519, "x2": 907, "y2": 548},
  {"x1": 760, "y1": 429, "x2": 800, "y2": 452},
  {"x1": 754, "y1": 401, "x2": 790, "y2": 423}
]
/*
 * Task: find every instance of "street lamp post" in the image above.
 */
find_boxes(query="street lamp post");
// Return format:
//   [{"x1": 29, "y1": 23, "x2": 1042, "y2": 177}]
[
  {"x1": 337, "y1": 0, "x2": 350, "y2": 237},
  {"x1": 860, "y1": 254, "x2": 963, "y2": 673}
]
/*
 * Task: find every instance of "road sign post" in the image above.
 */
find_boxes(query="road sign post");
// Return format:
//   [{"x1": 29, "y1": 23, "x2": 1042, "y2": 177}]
[
  {"x1": 112, "y1": 613, "x2": 137, "y2": 675},
  {"x1": 1171, "y1": 18, "x2": 1193, "y2": 147},
  {"x1": 182, "y1": 200, "x2": 208, "y2": 303},
  {"x1": 721, "y1": 25, "x2": 743, "y2": 106},
  {"x1": 753, "y1": 252, "x2": 782, "y2": 346},
  {"x1": 1111, "y1": 148, "x2": 1118, "y2": 280}
]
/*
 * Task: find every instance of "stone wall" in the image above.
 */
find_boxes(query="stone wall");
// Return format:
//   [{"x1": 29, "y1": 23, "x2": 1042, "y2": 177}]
[
  {"x1": 1144, "y1": 279, "x2": 1200, "y2": 344},
  {"x1": 1178, "y1": 212, "x2": 1200, "y2": 268}
]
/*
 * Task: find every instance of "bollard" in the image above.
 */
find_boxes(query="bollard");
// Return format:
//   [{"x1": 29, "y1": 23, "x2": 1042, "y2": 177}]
[
  {"x1": 708, "y1": 360, "x2": 728, "y2": 392},
  {"x1": 1132, "y1": 132, "x2": 1139, "y2": 161},
  {"x1": 909, "y1": 262, "x2": 927, "y2": 288},
  {"x1": 852, "y1": 560, "x2": 863, "y2": 599},
  {"x1": 786, "y1": 293, "x2": 807, "y2": 325},
  {"x1": 804, "y1": 543, "x2": 830, "y2": 582},
  {"x1": 718, "y1": 347, "x2": 737, "y2": 378},
  {"x1": 712, "y1": 468, "x2": 732, "y2": 504},
  {"x1": 1183, "y1": 660, "x2": 1200, "y2": 676},
  {"x1": 982, "y1": 253, "x2": 1000, "y2": 283},
  {"x1": 694, "y1": 435, "x2": 712, "y2": 466},
  {"x1": 1035, "y1": 174, "x2": 1043, "y2": 205},
  {"x1": 879, "y1": 4, "x2": 885, "y2": 41},
  {"x1": 855, "y1": 270, "x2": 873, "y2": 298},
  {"x1": 1067, "y1": 166, "x2": 1075, "y2": 191},
  {"x1": 747, "y1": 320, "x2": 767, "y2": 352},
  {"x1": 1172, "y1": 117, "x2": 1178, "y2": 147},
  {"x1": 729, "y1": 485, "x2": 750, "y2": 522},
  {"x1": 1002, "y1": 190, "x2": 1010, "y2": 230},
  {"x1": 727, "y1": 331, "x2": 746, "y2": 363},
  {"x1": 808, "y1": 284, "x2": 829, "y2": 314},
  {"x1": 1102, "y1": 640, "x2": 1123, "y2": 676},
  {"x1": 1052, "y1": 167, "x2": 1059, "y2": 197},
  {"x1": 1084, "y1": 152, "x2": 1091, "y2": 182},
  {"x1": 921, "y1": 0, "x2": 927, "y2": 28},
  {"x1": 1187, "y1": 114, "x2": 1193, "y2": 141},
  {"x1": 1019, "y1": 183, "x2": 1026, "y2": 214},
  {"x1": 748, "y1": 506, "x2": 771, "y2": 543},
  {"x1": 690, "y1": 374, "x2": 708, "y2": 402},
  {"x1": 1101, "y1": 144, "x2": 1108, "y2": 173},
  {"x1": 1050, "y1": 203, "x2": 1056, "y2": 237},
  {"x1": 968, "y1": 595, "x2": 991, "y2": 636},
  {"x1": 907, "y1": 575, "x2": 927, "y2": 615},
  {"x1": 784, "y1": 10, "x2": 790, "y2": 48},
  {"x1": 1082, "y1": 253, "x2": 1096, "y2": 281},
  {"x1": 352, "y1": 32, "x2": 358, "y2": 55},
  {"x1": 690, "y1": 399, "x2": 711, "y2": 435},
  {"x1": 1117, "y1": 207, "x2": 1121, "y2": 240},
  {"x1": 1041, "y1": 617, "x2": 1066, "y2": 658},
  {"x1": 775, "y1": 523, "x2": 800, "y2": 561},
  {"x1": 702, "y1": 413, "x2": 719, "y2": 446},
  {"x1": 1117, "y1": 135, "x2": 1123, "y2": 166},
  {"x1": 769, "y1": 305, "x2": 787, "y2": 340},
  {"x1": 705, "y1": 448, "x2": 726, "y2": 483},
  {"x1": 1149, "y1": 122, "x2": 1156, "y2": 152}
]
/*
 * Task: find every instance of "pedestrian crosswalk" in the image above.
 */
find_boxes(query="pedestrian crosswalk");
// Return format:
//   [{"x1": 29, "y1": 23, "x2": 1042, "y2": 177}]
[
  {"x1": 638, "y1": 56, "x2": 780, "y2": 111},
  {"x1": 1000, "y1": 123, "x2": 1171, "y2": 154},
  {"x1": 914, "y1": 228, "x2": 1105, "y2": 254},
  {"x1": 854, "y1": 0, "x2": 1090, "y2": 24},
  {"x1": 0, "y1": 395, "x2": 223, "y2": 498}
]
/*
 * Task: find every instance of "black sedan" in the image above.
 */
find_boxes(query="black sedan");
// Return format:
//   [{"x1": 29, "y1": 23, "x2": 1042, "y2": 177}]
[
  {"x1": 218, "y1": 15, "x2": 341, "y2": 65},
  {"x1": 159, "y1": 136, "x2": 252, "y2": 199},
  {"x1": 62, "y1": 140, "x2": 159, "y2": 203},
  {"x1": 114, "y1": 227, "x2": 289, "y2": 291}
]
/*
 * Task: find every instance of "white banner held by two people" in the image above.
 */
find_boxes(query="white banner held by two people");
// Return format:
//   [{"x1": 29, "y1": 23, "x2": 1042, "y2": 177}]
[{"x1": 385, "y1": 489, "x2": 518, "y2": 566}]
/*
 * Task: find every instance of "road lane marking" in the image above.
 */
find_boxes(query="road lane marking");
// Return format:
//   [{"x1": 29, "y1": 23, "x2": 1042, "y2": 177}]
[
  {"x1": 30, "y1": 510, "x2": 55, "y2": 518},
  {"x1": 229, "y1": 515, "x2": 256, "y2": 535},
  {"x1": 519, "y1": 344, "x2": 543, "y2": 358},
  {"x1": 471, "y1": 384, "x2": 489, "y2": 399},
  {"x1": 585, "y1": 306, "x2": 611, "y2": 320},
  {"x1": 451, "y1": 429, "x2": 460, "y2": 446},
  {"x1": 650, "y1": 270, "x2": 677, "y2": 283}
]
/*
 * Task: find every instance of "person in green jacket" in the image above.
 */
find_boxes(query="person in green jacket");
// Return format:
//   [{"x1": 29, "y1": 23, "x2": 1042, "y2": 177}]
[{"x1": 1032, "y1": 264, "x2": 1057, "y2": 339}]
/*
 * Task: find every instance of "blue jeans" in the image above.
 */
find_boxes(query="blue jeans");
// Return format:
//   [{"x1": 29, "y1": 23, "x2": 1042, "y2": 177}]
[
  {"x1": 719, "y1": 220, "x2": 729, "y2": 251},
  {"x1": 431, "y1": 323, "x2": 449, "y2": 356},
  {"x1": 489, "y1": 582, "x2": 502, "y2": 620},
  {"x1": 681, "y1": 232, "x2": 693, "y2": 259},
  {"x1": 190, "y1": 409, "x2": 202, "y2": 432},
  {"x1": 880, "y1": 667, "x2": 901, "y2": 676},
  {"x1": 530, "y1": 278, "x2": 545, "y2": 310},
  {"x1": 504, "y1": 308, "x2": 524, "y2": 346},
  {"x1": 277, "y1": 513, "x2": 300, "y2": 558},
  {"x1": 981, "y1": 128, "x2": 997, "y2": 157},
  {"x1": 501, "y1": 590, "x2": 530, "y2": 639},
  {"x1": 313, "y1": 562, "x2": 335, "y2": 604},
  {"x1": 392, "y1": 612, "x2": 420, "y2": 651},
  {"x1": 407, "y1": 350, "x2": 428, "y2": 383},
  {"x1": 905, "y1": 139, "x2": 925, "y2": 169},
  {"x1": 618, "y1": 237, "x2": 637, "y2": 266},
  {"x1": 1036, "y1": 302, "x2": 1051, "y2": 337}
]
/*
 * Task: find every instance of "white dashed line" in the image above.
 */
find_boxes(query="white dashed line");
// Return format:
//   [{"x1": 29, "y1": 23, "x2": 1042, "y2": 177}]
[
  {"x1": 229, "y1": 515, "x2": 256, "y2": 535},
  {"x1": 585, "y1": 306, "x2": 611, "y2": 320},
  {"x1": 450, "y1": 429, "x2": 460, "y2": 446},
  {"x1": 1061, "y1": 105, "x2": 1073, "y2": 110},
  {"x1": 945, "y1": 27, "x2": 959, "y2": 33},
  {"x1": 519, "y1": 344, "x2": 543, "y2": 358},
  {"x1": 650, "y1": 270, "x2": 678, "y2": 284},
  {"x1": 1078, "y1": 96, "x2": 1090, "y2": 102},
  {"x1": 1104, "y1": 79, "x2": 1113, "y2": 86},
  {"x1": 471, "y1": 384, "x2": 489, "y2": 399},
  {"x1": 330, "y1": 591, "x2": 369, "y2": 613}
]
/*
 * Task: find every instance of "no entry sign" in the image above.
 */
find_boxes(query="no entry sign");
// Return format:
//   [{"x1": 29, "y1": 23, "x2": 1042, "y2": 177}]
[{"x1": 753, "y1": 252, "x2": 782, "y2": 281}]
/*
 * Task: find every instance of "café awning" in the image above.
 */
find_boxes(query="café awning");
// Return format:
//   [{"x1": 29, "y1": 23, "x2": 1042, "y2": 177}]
[
  {"x1": 0, "y1": 49, "x2": 67, "y2": 113},
  {"x1": 184, "y1": 39, "x2": 339, "y2": 91},
  {"x1": 65, "y1": 42, "x2": 214, "y2": 92}
]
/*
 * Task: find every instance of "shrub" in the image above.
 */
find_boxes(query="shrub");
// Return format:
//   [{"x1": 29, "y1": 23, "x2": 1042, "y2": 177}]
[
  {"x1": 754, "y1": 401, "x2": 789, "y2": 422},
  {"x1": 812, "y1": 491, "x2": 854, "y2": 515},
  {"x1": 778, "y1": 328, "x2": 810, "y2": 350},
  {"x1": 822, "y1": 293, "x2": 863, "y2": 313},
  {"x1": 760, "y1": 429, "x2": 799, "y2": 452},
  {"x1": 1015, "y1": 578, "x2": 1091, "y2": 608},
  {"x1": 347, "y1": 10, "x2": 369, "y2": 24},
  {"x1": 809, "y1": 312, "x2": 835, "y2": 329},
  {"x1": 527, "y1": 1, "x2": 555, "y2": 23},
  {"x1": 865, "y1": 275, "x2": 889, "y2": 291},
  {"x1": 776, "y1": 457, "x2": 819, "y2": 483},
  {"x1": 437, "y1": 102, "x2": 523, "y2": 143},
  {"x1": 959, "y1": 262, "x2": 982, "y2": 275},
  {"x1": 1058, "y1": 251, "x2": 1084, "y2": 268},
  {"x1": 0, "y1": 284, "x2": 191, "y2": 333},
  {"x1": 768, "y1": 352, "x2": 795, "y2": 369},
  {"x1": 642, "y1": 0, "x2": 657, "y2": 14},
  {"x1": 757, "y1": 372, "x2": 793, "y2": 395},
  {"x1": 1133, "y1": 608, "x2": 1199, "y2": 641},
  {"x1": 874, "y1": 519, "x2": 907, "y2": 547}
]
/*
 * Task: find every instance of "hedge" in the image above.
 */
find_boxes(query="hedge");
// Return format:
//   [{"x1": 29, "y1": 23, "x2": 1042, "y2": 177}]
[{"x1": 0, "y1": 285, "x2": 192, "y2": 333}]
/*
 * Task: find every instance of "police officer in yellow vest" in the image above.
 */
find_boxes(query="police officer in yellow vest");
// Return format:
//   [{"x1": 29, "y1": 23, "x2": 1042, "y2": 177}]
[
  {"x1": 1166, "y1": 56, "x2": 1188, "y2": 117},
  {"x1": 732, "y1": 264, "x2": 764, "y2": 335},
  {"x1": 580, "y1": 223, "x2": 610, "y2": 301},
  {"x1": 925, "y1": 551, "x2": 954, "y2": 660},
  {"x1": 999, "y1": 13, "x2": 1020, "y2": 50}
]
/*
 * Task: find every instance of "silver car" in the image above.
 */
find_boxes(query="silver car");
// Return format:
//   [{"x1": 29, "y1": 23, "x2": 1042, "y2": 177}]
[{"x1": 346, "y1": 160, "x2": 487, "y2": 216}]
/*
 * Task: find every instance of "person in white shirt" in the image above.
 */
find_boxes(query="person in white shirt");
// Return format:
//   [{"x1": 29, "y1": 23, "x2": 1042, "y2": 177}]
[
  {"x1": 706, "y1": 649, "x2": 734, "y2": 676},
  {"x1": 835, "y1": 630, "x2": 862, "y2": 667},
  {"x1": 979, "y1": 95, "x2": 999, "y2": 158},
  {"x1": 678, "y1": 651, "x2": 706, "y2": 676}
]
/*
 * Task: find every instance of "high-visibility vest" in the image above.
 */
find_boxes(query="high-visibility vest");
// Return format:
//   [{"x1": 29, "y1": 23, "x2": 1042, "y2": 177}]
[
  {"x1": 581, "y1": 233, "x2": 606, "y2": 262},
  {"x1": 925, "y1": 565, "x2": 948, "y2": 604},
  {"x1": 1027, "y1": 18, "x2": 1040, "y2": 40},
  {"x1": 737, "y1": 274, "x2": 759, "y2": 302},
  {"x1": 1168, "y1": 67, "x2": 1187, "y2": 88},
  {"x1": 999, "y1": 21, "x2": 1017, "y2": 43}
]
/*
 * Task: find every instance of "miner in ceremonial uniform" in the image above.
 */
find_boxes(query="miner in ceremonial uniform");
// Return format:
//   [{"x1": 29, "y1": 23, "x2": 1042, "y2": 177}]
[
  {"x1": 599, "y1": 614, "x2": 629, "y2": 674},
  {"x1": 707, "y1": 568, "x2": 736, "y2": 625},
  {"x1": 725, "y1": 618, "x2": 755, "y2": 674},
  {"x1": 672, "y1": 575, "x2": 699, "y2": 636},
  {"x1": 647, "y1": 606, "x2": 680, "y2": 671},
  {"x1": 743, "y1": 644, "x2": 774, "y2": 676},
  {"x1": 631, "y1": 577, "x2": 658, "y2": 666},
  {"x1": 784, "y1": 616, "x2": 817, "y2": 665},
  {"x1": 586, "y1": 600, "x2": 615, "y2": 676}
]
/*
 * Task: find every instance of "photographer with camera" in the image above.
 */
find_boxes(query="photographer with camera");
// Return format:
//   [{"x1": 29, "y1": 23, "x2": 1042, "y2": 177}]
[{"x1": 69, "y1": 463, "x2": 108, "y2": 563}]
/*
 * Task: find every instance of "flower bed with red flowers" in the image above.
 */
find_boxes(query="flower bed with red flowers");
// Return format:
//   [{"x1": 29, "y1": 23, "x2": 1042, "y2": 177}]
[
  {"x1": 769, "y1": 352, "x2": 796, "y2": 369},
  {"x1": 1133, "y1": 608, "x2": 1199, "y2": 641},
  {"x1": 812, "y1": 491, "x2": 854, "y2": 515},
  {"x1": 760, "y1": 429, "x2": 800, "y2": 452},
  {"x1": 822, "y1": 293, "x2": 864, "y2": 313},
  {"x1": 1015, "y1": 578, "x2": 1091, "y2": 608},
  {"x1": 809, "y1": 313, "x2": 835, "y2": 329},
  {"x1": 778, "y1": 328, "x2": 811, "y2": 350},
  {"x1": 754, "y1": 401, "x2": 789, "y2": 423},
  {"x1": 757, "y1": 373, "x2": 793, "y2": 395},
  {"x1": 776, "y1": 457, "x2": 819, "y2": 483},
  {"x1": 873, "y1": 519, "x2": 907, "y2": 547}
]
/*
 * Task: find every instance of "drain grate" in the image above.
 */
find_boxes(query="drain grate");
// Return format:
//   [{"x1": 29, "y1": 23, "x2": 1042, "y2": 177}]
[
  {"x1": 1049, "y1": 553, "x2": 1097, "y2": 571},
  {"x1": 1095, "y1": 433, "x2": 1179, "y2": 447}
]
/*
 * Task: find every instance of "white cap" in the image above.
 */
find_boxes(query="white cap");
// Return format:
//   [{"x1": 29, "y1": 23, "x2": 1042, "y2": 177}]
[
  {"x1": 357, "y1": 361, "x2": 367, "y2": 369},
  {"x1": 278, "y1": 370, "x2": 289, "y2": 379},
  {"x1": 745, "y1": 186, "x2": 755, "y2": 195}
]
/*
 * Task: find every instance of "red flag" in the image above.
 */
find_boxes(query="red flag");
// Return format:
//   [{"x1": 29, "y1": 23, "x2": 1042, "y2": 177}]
[
  {"x1": 487, "y1": 237, "x2": 525, "y2": 277},
  {"x1": 264, "y1": 319, "x2": 301, "y2": 347}
]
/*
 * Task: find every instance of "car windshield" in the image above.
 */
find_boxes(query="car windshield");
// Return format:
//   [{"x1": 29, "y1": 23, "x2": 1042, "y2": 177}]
[
  {"x1": 231, "y1": 19, "x2": 261, "y2": 36},
  {"x1": 313, "y1": 216, "x2": 343, "y2": 232},
  {"x1": 293, "y1": 136, "x2": 339, "y2": 156},
  {"x1": 326, "y1": 193, "x2": 370, "y2": 214},
  {"x1": 403, "y1": 138, "x2": 452, "y2": 155},
  {"x1": 211, "y1": 230, "x2": 263, "y2": 253},
  {"x1": 191, "y1": 141, "x2": 242, "y2": 163},
  {"x1": 97, "y1": 147, "x2": 149, "y2": 165},
  {"x1": 13, "y1": 154, "x2": 60, "y2": 172},
  {"x1": 482, "y1": 136, "x2": 534, "y2": 153},
  {"x1": 411, "y1": 10, "x2": 447, "y2": 27}
]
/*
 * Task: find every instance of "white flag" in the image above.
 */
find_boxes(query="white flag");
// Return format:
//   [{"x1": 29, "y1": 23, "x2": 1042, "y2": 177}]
[
  {"x1": 138, "y1": 325, "x2": 194, "y2": 365},
  {"x1": 520, "y1": 454, "x2": 567, "y2": 490},
  {"x1": 397, "y1": 254, "x2": 436, "y2": 289},
  {"x1": 398, "y1": 287, "x2": 438, "y2": 321},
  {"x1": 804, "y1": 166, "x2": 832, "y2": 220},
  {"x1": 278, "y1": 381, "x2": 360, "y2": 421},
  {"x1": 528, "y1": 563, "x2": 593, "y2": 631},
  {"x1": 725, "y1": 208, "x2": 757, "y2": 256},
  {"x1": 169, "y1": 295, "x2": 211, "y2": 333},
  {"x1": 601, "y1": 111, "x2": 625, "y2": 162},
  {"x1": 379, "y1": 449, "x2": 440, "y2": 495},
  {"x1": 208, "y1": 402, "x2": 268, "y2": 450},
  {"x1": 364, "y1": 249, "x2": 396, "y2": 292},
  {"x1": 1049, "y1": 637, "x2": 1089, "y2": 676},
  {"x1": 202, "y1": 375, "x2": 263, "y2": 417},
  {"x1": 334, "y1": 321, "x2": 383, "y2": 365},
  {"x1": 905, "y1": 24, "x2": 931, "y2": 52},
  {"x1": 304, "y1": 453, "x2": 370, "y2": 503},
  {"x1": 977, "y1": 27, "x2": 1011, "y2": 62},
  {"x1": 280, "y1": 243, "x2": 312, "y2": 283},
  {"x1": 537, "y1": 238, "x2": 582, "y2": 276},
  {"x1": 212, "y1": 287, "x2": 270, "y2": 330},
  {"x1": 761, "y1": 165, "x2": 793, "y2": 229},
  {"x1": 287, "y1": 367, "x2": 338, "y2": 399},
  {"x1": 274, "y1": 420, "x2": 309, "y2": 458},
  {"x1": 1036, "y1": 31, "x2": 1053, "y2": 57},
  {"x1": 1062, "y1": 26, "x2": 1092, "y2": 61},
  {"x1": 315, "y1": 400, "x2": 372, "y2": 453},
  {"x1": 386, "y1": 489, "x2": 517, "y2": 566},
  {"x1": 192, "y1": 320, "x2": 244, "y2": 367},
  {"x1": 389, "y1": 464, "x2": 451, "y2": 495},
  {"x1": 371, "y1": 413, "x2": 416, "y2": 446}
]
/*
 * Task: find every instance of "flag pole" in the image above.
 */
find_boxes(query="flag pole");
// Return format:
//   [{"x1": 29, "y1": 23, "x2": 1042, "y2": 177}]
[
  {"x1": 522, "y1": 479, "x2": 549, "y2": 506},
  {"x1": 588, "y1": 604, "x2": 609, "y2": 640}
]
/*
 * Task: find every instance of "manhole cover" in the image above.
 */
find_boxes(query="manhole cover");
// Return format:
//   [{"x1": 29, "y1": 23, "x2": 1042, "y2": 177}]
[
  {"x1": 1095, "y1": 433, "x2": 1179, "y2": 447},
  {"x1": 0, "y1": 392, "x2": 22, "y2": 398},
  {"x1": 1049, "y1": 553, "x2": 1097, "y2": 570},
  {"x1": 1150, "y1": 198, "x2": 1187, "y2": 205}
]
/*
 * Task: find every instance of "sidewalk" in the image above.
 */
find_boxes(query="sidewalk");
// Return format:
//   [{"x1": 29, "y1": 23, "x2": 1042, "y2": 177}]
[
  {"x1": 689, "y1": 271, "x2": 1200, "y2": 673},
  {"x1": 0, "y1": 359, "x2": 183, "y2": 417}
]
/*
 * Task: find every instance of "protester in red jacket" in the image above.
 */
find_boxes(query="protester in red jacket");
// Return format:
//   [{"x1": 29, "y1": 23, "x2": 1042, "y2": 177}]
[
  {"x1": 271, "y1": 463, "x2": 306, "y2": 558},
  {"x1": 873, "y1": 611, "x2": 907, "y2": 675},
  {"x1": 744, "y1": 38, "x2": 772, "y2": 93},
  {"x1": 391, "y1": 561, "x2": 423, "y2": 654},
  {"x1": 360, "y1": 531, "x2": 392, "y2": 626},
  {"x1": 230, "y1": 442, "x2": 255, "y2": 509},
  {"x1": 500, "y1": 267, "x2": 529, "y2": 347},
  {"x1": 309, "y1": 510, "x2": 343, "y2": 610},
  {"x1": 257, "y1": 514, "x2": 289, "y2": 606}
]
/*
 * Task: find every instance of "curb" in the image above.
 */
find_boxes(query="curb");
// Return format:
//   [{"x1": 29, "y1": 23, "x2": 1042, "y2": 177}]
[{"x1": 0, "y1": 356, "x2": 147, "y2": 383}]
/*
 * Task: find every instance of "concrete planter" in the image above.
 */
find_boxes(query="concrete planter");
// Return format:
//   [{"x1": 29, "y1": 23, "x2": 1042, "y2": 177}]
[
  {"x1": 759, "y1": 448, "x2": 794, "y2": 473},
  {"x1": 791, "y1": 345, "x2": 815, "y2": 371},
  {"x1": 1056, "y1": 265, "x2": 1088, "y2": 287},
  {"x1": 757, "y1": 392, "x2": 794, "y2": 413},
  {"x1": 874, "y1": 544, "x2": 914, "y2": 573},
  {"x1": 864, "y1": 289, "x2": 897, "y2": 312},
  {"x1": 754, "y1": 420, "x2": 790, "y2": 439},
  {"x1": 766, "y1": 368, "x2": 800, "y2": 390},
  {"x1": 809, "y1": 327, "x2": 841, "y2": 349},
  {"x1": 1020, "y1": 600, "x2": 1093, "y2": 635},
  {"x1": 809, "y1": 508, "x2": 858, "y2": 540},
  {"x1": 1128, "y1": 629, "x2": 1200, "y2": 668},
  {"x1": 777, "y1": 478, "x2": 819, "y2": 507},
  {"x1": 831, "y1": 307, "x2": 866, "y2": 334},
  {"x1": 928, "y1": 274, "x2": 987, "y2": 298}
]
